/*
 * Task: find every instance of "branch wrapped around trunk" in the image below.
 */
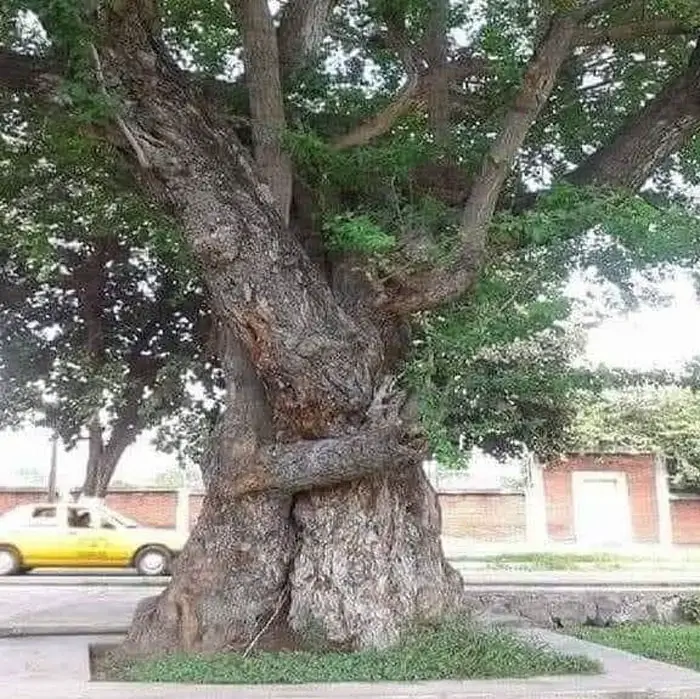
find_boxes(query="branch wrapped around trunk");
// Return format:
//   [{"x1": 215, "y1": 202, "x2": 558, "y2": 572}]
[{"x1": 226, "y1": 424, "x2": 422, "y2": 496}]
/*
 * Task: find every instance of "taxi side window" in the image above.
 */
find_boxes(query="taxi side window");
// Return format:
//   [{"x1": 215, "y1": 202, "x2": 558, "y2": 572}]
[
  {"x1": 68, "y1": 509, "x2": 92, "y2": 529},
  {"x1": 29, "y1": 507, "x2": 57, "y2": 526}
]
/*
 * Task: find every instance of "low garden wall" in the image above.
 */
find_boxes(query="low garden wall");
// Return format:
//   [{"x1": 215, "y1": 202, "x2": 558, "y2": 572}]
[{"x1": 464, "y1": 588, "x2": 688, "y2": 629}]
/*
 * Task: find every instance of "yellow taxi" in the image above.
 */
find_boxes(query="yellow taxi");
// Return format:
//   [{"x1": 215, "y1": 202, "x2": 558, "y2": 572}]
[{"x1": 0, "y1": 500, "x2": 187, "y2": 576}]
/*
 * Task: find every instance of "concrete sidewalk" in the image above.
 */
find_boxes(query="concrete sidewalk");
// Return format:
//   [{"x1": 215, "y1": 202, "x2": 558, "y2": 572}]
[
  {"x1": 5, "y1": 628, "x2": 700, "y2": 698},
  {"x1": 0, "y1": 587, "x2": 152, "y2": 636}
]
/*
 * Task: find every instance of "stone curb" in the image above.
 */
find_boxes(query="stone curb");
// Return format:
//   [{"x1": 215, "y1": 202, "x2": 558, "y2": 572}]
[
  {"x1": 0, "y1": 625, "x2": 128, "y2": 638},
  {"x1": 0, "y1": 577, "x2": 168, "y2": 587},
  {"x1": 10, "y1": 679, "x2": 700, "y2": 698},
  {"x1": 3, "y1": 576, "x2": 700, "y2": 590}
]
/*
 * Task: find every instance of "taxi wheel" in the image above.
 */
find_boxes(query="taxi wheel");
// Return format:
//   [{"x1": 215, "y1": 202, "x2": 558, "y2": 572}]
[
  {"x1": 0, "y1": 547, "x2": 20, "y2": 576},
  {"x1": 134, "y1": 546, "x2": 171, "y2": 577}
]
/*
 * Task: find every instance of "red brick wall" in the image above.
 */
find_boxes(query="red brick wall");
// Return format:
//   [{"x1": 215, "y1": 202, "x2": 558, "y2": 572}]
[
  {"x1": 0, "y1": 488, "x2": 526, "y2": 540},
  {"x1": 3, "y1": 460, "x2": 685, "y2": 546},
  {"x1": 672, "y1": 498, "x2": 700, "y2": 545},
  {"x1": 439, "y1": 492, "x2": 526, "y2": 541},
  {"x1": 103, "y1": 491, "x2": 178, "y2": 529},
  {"x1": 543, "y1": 454, "x2": 659, "y2": 544},
  {"x1": 0, "y1": 488, "x2": 185, "y2": 529},
  {"x1": 0, "y1": 488, "x2": 48, "y2": 515}
]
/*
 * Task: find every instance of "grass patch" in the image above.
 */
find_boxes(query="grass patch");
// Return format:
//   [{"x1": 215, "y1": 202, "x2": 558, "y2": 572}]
[
  {"x1": 474, "y1": 553, "x2": 626, "y2": 570},
  {"x1": 573, "y1": 624, "x2": 700, "y2": 671},
  {"x1": 100, "y1": 618, "x2": 600, "y2": 685}
]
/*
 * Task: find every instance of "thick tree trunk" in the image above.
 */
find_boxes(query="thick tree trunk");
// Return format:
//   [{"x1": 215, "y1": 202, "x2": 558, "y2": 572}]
[
  {"x1": 125, "y1": 333, "x2": 461, "y2": 654},
  {"x1": 125, "y1": 457, "x2": 462, "y2": 654},
  {"x1": 289, "y1": 466, "x2": 462, "y2": 649},
  {"x1": 94, "y1": 3, "x2": 462, "y2": 654},
  {"x1": 126, "y1": 488, "x2": 295, "y2": 653},
  {"x1": 126, "y1": 461, "x2": 461, "y2": 654}
]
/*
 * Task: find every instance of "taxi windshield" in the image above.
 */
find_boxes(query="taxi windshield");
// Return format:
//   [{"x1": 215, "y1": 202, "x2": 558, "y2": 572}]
[{"x1": 99, "y1": 506, "x2": 140, "y2": 528}]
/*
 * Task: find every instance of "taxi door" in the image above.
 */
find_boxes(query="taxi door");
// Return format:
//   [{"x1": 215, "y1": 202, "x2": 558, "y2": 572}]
[
  {"x1": 12, "y1": 504, "x2": 68, "y2": 566},
  {"x1": 92, "y1": 509, "x2": 133, "y2": 566},
  {"x1": 66, "y1": 506, "x2": 110, "y2": 566}
]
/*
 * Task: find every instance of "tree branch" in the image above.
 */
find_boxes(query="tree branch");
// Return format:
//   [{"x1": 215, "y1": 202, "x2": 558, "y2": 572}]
[
  {"x1": 575, "y1": 19, "x2": 695, "y2": 46},
  {"x1": 570, "y1": 36, "x2": 700, "y2": 189},
  {"x1": 237, "y1": 0, "x2": 293, "y2": 224},
  {"x1": 332, "y1": 56, "x2": 491, "y2": 150},
  {"x1": 384, "y1": 15, "x2": 578, "y2": 315},
  {"x1": 332, "y1": 71, "x2": 421, "y2": 150},
  {"x1": 226, "y1": 380, "x2": 416, "y2": 495},
  {"x1": 423, "y1": 0, "x2": 450, "y2": 143},
  {"x1": 277, "y1": 0, "x2": 336, "y2": 81},
  {"x1": 231, "y1": 424, "x2": 419, "y2": 496},
  {"x1": 90, "y1": 44, "x2": 150, "y2": 168}
]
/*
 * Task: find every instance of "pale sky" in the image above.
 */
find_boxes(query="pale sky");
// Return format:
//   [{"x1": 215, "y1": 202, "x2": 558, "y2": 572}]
[{"x1": 586, "y1": 273, "x2": 700, "y2": 373}]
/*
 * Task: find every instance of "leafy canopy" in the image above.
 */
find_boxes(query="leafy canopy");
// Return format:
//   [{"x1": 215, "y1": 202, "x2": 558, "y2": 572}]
[{"x1": 2, "y1": 0, "x2": 700, "y2": 469}]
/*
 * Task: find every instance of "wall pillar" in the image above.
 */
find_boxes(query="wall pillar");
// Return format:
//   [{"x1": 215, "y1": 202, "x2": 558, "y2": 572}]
[
  {"x1": 423, "y1": 458, "x2": 440, "y2": 490},
  {"x1": 525, "y1": 454, "x2": 548, "y2": 548},
  {"x1": 654, "y1": 453, "x2": 673, "y2": 548},
  {"x1": 175, "y1": 486, "x2": 190, "y2": 533}
]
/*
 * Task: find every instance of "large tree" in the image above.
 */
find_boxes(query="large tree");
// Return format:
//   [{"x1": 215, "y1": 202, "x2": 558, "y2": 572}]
[{"x1": 3, "y1": 0, "x2": 700, "y2": 655}]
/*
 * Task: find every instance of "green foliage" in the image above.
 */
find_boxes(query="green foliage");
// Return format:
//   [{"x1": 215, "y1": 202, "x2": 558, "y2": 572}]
[
  {"x1": 4, "y1": 0, "x2": 700, "y2": 481},
  {"x1": 161, "y1": 0, "x2": 239, "y2": 76},
  {"x1": 495, "y1": 185, "x2": 700, "y2": 268},
  {"x1": 0, "y1": 95, "x2": 216, "y2": 468},
  {"x1": 100, "y1": 617, "x2": 599, "y2": 684},
  {"x1": 323, "y1": 213, "x2": 396, "y2": 255},
  {"x1": 574, "y1": 624, "x2": 700, "y2": 672},
  {"x1": 405, "y1": 239, "x2": 597, "y2": 465},
  {"x1": 570, "y1": 385, "x2": 700, "y2": 491},
  {"x1": 679, "y1": 596, "x2": 700, "y2": 625}
]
